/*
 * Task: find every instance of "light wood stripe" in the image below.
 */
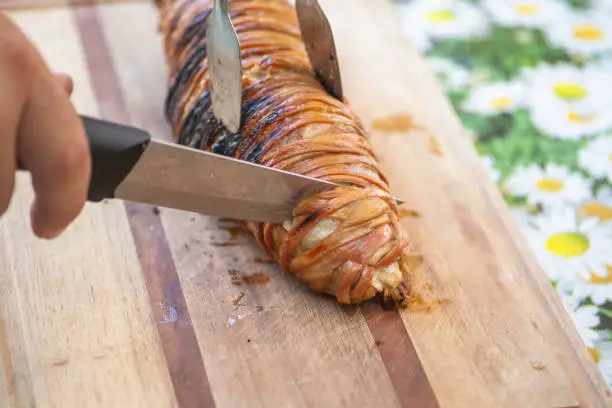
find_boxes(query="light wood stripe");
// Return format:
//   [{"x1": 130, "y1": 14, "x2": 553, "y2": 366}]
[
  {"x1": 71, "y1": 3, "x2": 216, "y2": 407},
  {"x1": 0, "y1": 0, "x2": 145, "y2": 11}
]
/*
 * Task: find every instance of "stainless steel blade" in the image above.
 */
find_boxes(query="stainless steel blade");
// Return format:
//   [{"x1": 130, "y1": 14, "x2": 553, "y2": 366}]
[
  {"x1": 296, "y1": 0, "x2": 343, "y2": 101},
  {"x1": 114, "y1": 140, "x2": 339, "y2": 223},
  {"x1": 206, "y1": 0, "x2": 242, "y2": 133}
]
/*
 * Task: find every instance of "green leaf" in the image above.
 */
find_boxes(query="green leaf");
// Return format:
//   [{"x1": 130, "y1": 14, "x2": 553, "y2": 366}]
[
  {"x1": 565, "y1": 0, "x2": 592, "y2": 10},
  {"x1": 468, "y1": 110, "x2": 588, "y2": 179},
  {"x1": 426, "y1": 27, "x2": 572, "y2": 81}
]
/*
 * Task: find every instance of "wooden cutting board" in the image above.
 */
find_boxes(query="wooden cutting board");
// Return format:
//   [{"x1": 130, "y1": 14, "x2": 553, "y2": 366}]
[{"x1": 0, "y1": 1, "x2": 610, "y2": 407}]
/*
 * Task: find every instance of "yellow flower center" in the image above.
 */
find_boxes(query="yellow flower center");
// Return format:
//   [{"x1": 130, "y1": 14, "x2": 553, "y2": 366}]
[
  {"x1": 536, "y1": 178, "x2": 564, "y2": 192},
  {"x1": 491, "y1": 97, "x2": 513, "y2": 109},
  {"x1": 589, "y1": 265, "x2": 612, "y2": 285},
  {"x1": 426, "y1": 10, "x2": 455, "y2": 22},
  {"x1": 573, "y1": 24, "x2": 604, "y2": 40},
  {"x1": 553, "y1": 83, "x2": 587, "y2": 101},
  {"x1": 516, "y1": 4, "x2": 538, "y2": 15},
  {"x1": 579, "y1": 202, "x2": 612, "y2": 221},
  {"x1": 567, "y1": 111, "x2": 598, "y2": 123},
  {"x1": 588, "y1": 347, "x2": 601, "y2": 363},
  {"x1": 545, "y1": 232, "x2": 590, "y2": 258}
]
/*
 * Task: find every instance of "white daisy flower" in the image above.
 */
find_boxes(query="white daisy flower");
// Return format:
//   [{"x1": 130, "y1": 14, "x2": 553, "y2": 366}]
[
  {"x1": 521, "y1": 64, "x2": 612, "y2": 139},
  {"x1": 508, "y1": 205, "x2": 537, "y2": 230},
  {"x1": 481, "y1": 0, "x2": 570, "y2": 29},
  {"x1": 399, "y1": 0, "x2": 490, "y2": 41},
  {"x1": 461, "y1": 80, "x2": 526, "y2": 115},
  {"x1": 396, "y1": 4, "x2": 433, "y2": 53},
  {"x1": 481, "y1": 155, "x2": 502, "y2": 184},
  {"x1": 529, "y1": 98, "x2": 612, "y2": 140},
  {"x1": 503, "y1": 164, "x2": 592, "y2": 208},
  {"x1": 570, "y1": 305, "x2": 602, "y2": 348},
  {"x1": 545, "y1": 8, "x2": 612, "y2": 57},
  {"x1": 571, "y1": 265, "x2": 612, "y2": 305},
  {"x1": 578, "y1": 136, "x2": 612, "y2": 182},
  {"x1": 522, "y1": 64, "x2": 612, "y2": 107},
  {"x1": 523, "y1": 206, "x2": 612, "y2": 284},
  {"x1": 576, "y1": 186, "x2": 612, "y2": 223},
  {"x1": 593, "y1": 0, "x2": 612, "y2": 11},
  {"x1": 556, "y1": 285, "x2": 602, "y2": 348},
  {"x1": 591, "y1": 341, "x2": 612, "y2": 386},
  {"x1": 426, "y1": 57, "x2": 470, "y2": 91}
]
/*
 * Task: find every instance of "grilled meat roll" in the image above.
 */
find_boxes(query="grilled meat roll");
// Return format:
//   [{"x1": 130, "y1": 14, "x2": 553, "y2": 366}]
[{"x1": 155, "y1": 0, "x2": 413, "y2": 305}]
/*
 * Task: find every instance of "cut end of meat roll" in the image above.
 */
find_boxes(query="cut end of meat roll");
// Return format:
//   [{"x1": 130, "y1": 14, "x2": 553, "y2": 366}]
[{"x1": 156, "y1": 0, "x2": 415, "y2": 305}]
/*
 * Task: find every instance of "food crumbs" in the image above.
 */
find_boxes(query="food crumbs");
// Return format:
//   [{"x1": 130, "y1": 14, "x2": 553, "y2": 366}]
[
  {"x1": 404, "y1": 293, "x2": 449, "y2": 313},
  {"x1": 232, "y1": 292, "x2": 246, "y2": 305},
  {"x1": 402, "y1": 253, "x2": 424, "y2": 271},
  {"x1": 253, "y1": 257, "x2": 275, "y2": 264},
  {"x1": 152, "y1": 206, "x2": 160, "y2": 215},
  {"x1": 374, "y1": 340, "x2": 383, "y2": 347},
  {"x1": 52, "y1": 359, "x2": 69, "y2": 367},
  {"x1": 229, "y1": 269, "x2": 242, "y2": 286},
  {"x1": 211, "y1": 242, "x2": 239, "y2": 247},
  {"x1": 532, "y1": 362, "x2": 547, "y2": 371},
  {"x1": 218, "y1": 222, "x2": 244, "y2": 240},
  {"x1": 372, "y1": 114, "x2": 414, "y2": 132},
  {"x1": 256, "y1": 306, "x2": 264, "y2": 311},
  {"x1": 428, "y1": 135, "x2": 443, "y2": 156},
  {"x1": 242, "y1": 272, "x2": 270, "y2": 285},
  {"x1": 227, "y1": 317, "x2": 237, "y2": 327},
  {"x1": 399, "y1": 208, "x2": 420, "y2": 218}
]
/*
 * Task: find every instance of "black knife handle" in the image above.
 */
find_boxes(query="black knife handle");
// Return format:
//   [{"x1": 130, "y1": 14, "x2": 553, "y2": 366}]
[{"x1": 17, "y1": 115, "x2": 151, "y2": 202}]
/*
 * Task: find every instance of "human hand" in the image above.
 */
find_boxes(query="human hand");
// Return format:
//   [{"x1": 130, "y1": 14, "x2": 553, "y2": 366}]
[{"x1": 0, "y1": 12, "x2": 91, "y2": 239}]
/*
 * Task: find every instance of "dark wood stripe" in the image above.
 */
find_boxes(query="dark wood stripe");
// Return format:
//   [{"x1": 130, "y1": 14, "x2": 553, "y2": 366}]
[
  {"x1": 361, "y1": 303, "x2": 440, "y2": 408},
  {"x1": 71, "y1": 4, "x2": 216, "y2": 408}
]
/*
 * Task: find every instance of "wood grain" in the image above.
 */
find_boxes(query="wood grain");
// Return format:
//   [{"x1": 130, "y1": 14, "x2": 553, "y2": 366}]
[
  {"x1": 71, "y1": 4, "x2": 216, "y2": 406},
  {"x1": 0, "y1": 7, "x2": 178, "y2": 408},
  {"x1": 0, "y1": 0, "x2": 145, "y2": 11},
  {"x1": 320, "y1": 2, "x2": 611, "y2": 407},
  {"x1": 0, "y1": 1, "x2": 610, "y2": 407}
]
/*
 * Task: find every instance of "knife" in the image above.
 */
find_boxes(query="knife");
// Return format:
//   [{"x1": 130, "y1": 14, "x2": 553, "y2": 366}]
[
  {"x1": 296, "y1": 0, "x2": 344, "y2": 101},
  {"x1": 17, "y1": 115, "x2": 341, "y2": 224}
]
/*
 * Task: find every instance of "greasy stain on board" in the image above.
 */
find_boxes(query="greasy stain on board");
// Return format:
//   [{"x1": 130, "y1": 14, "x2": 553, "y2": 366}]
[
  {"x1": 371, "y1": 114, "x2": 415, "y2": 133},
  {"x1": 253, "y1": 257, "x2": 276, "y2": 264},
  {"x1": 210, "y1": 242, "x2": 239, "y2": 247},
  {"x1": 228, "y1": 270, "x2": 271, "y2": 286},
  {"x1": 371, "y1": 113, "x2": 442, "y2": 156},
  {"x1": 217, "y1": 219, "x2": 245, "y2": 240},
  {"x1": 399, "y1": 208, "x2": 420, "y2": 218}
]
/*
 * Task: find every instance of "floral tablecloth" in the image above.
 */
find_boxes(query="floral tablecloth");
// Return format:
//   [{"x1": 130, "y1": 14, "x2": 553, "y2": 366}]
[{"x1": 392, "y1": 0, "x2": 612, "y2": 386}]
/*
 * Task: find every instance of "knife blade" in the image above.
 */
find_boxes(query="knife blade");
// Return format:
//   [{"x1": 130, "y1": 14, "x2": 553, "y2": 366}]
[
  {"x1": 17, "y1": 116, "x2": 339, "y2": 224},
  {"x1": 206, "y1": 0, "x2": 243, "y2": 133},
  {"x1": 296, "y1": 0, "x2": 344, "y2": 101}
]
